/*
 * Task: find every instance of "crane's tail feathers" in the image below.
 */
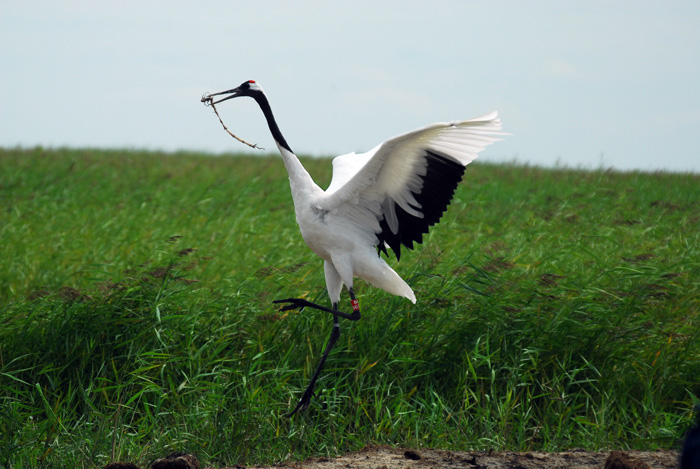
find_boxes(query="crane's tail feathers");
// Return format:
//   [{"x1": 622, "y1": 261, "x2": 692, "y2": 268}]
[
  {"x1": 365, "y1": 263, "x2": 417, "y2": 304},
  {"x1": 405, "y1": 289, "x2": 417, "y2": 304}
]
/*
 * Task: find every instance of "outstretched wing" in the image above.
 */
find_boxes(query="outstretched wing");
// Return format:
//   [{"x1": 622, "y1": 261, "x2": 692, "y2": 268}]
[{"x1": 320, "y1": 112, "x2": 506, "y2": 260}]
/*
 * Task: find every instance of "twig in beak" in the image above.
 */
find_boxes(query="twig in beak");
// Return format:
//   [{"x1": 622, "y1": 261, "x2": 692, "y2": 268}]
[{"x1": 201, "y1": 93, "x2": 264, "y2": 150}]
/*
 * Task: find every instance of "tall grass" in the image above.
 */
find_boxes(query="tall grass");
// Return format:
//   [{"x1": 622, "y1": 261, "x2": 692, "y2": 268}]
[{"x1": 1, "y1": 147, "x2": 699, "y2": 467}]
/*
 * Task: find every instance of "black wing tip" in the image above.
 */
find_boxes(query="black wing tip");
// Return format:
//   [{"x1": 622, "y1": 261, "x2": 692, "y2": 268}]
[{"x1": 376, "y1": 151, "x2": 465, "y2": 261}]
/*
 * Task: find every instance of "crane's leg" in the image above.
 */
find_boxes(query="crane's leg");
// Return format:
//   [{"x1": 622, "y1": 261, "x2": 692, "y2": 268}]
[
  {"x1": 285, "y1": 309, "x2": 340, "y2": 417},
  {"x1": 275, "y1": 290, "x2": 361, "y2": 416},
  {"x1": 273, "y1": 294, "x2": 361, "y2": 321}
]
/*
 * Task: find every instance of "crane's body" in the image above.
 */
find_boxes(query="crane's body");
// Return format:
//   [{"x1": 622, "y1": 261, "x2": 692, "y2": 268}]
[
  {"x1": 205, "y1": 80, "x2": 505, "y2": 415},
  {"x1": 281, "y1": 146, "x2": 416, "y2": 304}
]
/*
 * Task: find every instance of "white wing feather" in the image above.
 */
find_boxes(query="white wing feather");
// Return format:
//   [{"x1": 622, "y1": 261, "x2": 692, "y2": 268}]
[
  {"x1": 320, "y1": 112, "x2": 505, "y2": 241},
  {"x1": 325, "y1": 151, "x2": 374, "y2": 195}
]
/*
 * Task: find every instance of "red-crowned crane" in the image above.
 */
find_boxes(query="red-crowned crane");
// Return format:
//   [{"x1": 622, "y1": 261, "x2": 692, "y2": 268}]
[{"x1": 206, "y1": 80, "x2": 506, "y2": 416}]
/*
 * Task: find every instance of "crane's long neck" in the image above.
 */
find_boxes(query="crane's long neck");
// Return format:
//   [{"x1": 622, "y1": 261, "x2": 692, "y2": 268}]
[{"x1": 253, "y1": 93, "x2": 317, "y2": 196}]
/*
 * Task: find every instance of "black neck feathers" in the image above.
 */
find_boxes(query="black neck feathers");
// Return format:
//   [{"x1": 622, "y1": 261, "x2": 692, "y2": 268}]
[{"x1": 253, "y1": 92, "x2": 293, "y2": 154}]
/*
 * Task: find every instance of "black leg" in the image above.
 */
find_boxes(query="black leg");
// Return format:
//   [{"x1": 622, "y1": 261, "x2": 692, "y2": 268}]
[
  {"x1": 279, "y1": 289, "x2": 362, "y2": 416},
  {"x1": 285, "y1": 310, "x2": 340, "y2": 417},
  {"x1": 273, "y1": 296, "x2": 361, "y2": 321}
]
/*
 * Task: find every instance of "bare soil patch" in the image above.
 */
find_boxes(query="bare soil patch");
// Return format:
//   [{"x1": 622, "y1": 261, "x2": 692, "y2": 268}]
[
  {"x1": 246, "y1": 446, "x2": 679, "y2": 469},
  {"x1": 112, "y1": 446, "x2": 680, "y2": 469}
]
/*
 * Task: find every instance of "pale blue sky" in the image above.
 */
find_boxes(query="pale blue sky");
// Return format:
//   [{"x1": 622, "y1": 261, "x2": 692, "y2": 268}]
[{"x1": 2, "y1": 1, "x2": 699, "y2": 172}]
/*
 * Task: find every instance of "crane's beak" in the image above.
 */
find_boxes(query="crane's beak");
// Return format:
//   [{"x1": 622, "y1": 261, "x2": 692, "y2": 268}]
[{"x1": 208, "y1": 86, "x2": 241, "y2": 105}]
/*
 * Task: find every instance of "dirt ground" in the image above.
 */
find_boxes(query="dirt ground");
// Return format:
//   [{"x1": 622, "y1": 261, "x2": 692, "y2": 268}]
[
  {"x1": 120, "y1": 445, "x2": 681, "y2": 469},
  {"x1": 245, "y1": 446, "x2": 680, "y2": 469}
]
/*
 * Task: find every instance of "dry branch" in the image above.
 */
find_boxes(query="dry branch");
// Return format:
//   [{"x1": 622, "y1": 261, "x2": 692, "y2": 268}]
[{"x1": 201, "y1": 93, "x2": 264, "y2": 150}]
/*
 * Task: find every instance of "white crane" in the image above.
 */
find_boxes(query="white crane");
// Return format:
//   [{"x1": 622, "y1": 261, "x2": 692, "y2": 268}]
[{"x1": 206, "y1": 80, "x2": 506, "y2": 416}]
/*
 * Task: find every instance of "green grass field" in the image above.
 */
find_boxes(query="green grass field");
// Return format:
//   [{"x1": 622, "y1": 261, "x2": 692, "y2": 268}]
[{"x1": 1, "y1": 147, "x2": 699, "y2": 467}]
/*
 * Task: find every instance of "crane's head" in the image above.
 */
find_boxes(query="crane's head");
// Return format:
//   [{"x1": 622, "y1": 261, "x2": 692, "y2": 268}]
[{"x1": 208, "y1": 80, "x2": 263, "y2": 105}]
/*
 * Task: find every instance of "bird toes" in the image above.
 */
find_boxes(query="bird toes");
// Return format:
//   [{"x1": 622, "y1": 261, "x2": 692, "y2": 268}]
[
  {"x1": 286, "y1": 389, "x2": 315, "y2": 417},
  {"x1": 273, "y1": 298, "x2": 311, "y2": 312}
]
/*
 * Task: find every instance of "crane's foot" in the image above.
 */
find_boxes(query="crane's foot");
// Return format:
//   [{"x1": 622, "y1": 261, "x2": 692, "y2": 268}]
[
  {"x1": 273, "y1": 298, "x2": 361, "y2": 321},
  {"x1": 285, "y1": 384, "x2": 316, "y2": 417},
  {"x1": 273, "y1": 297, "x2": 321, "y2": 312}
]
